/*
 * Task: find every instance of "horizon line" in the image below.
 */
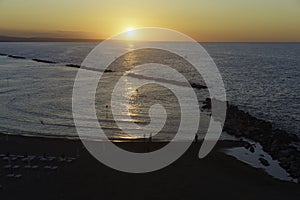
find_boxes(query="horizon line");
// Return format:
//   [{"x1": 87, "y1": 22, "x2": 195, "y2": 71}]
[{"x1": 0, "y1": 35, "x2": 299, "y2": 43}]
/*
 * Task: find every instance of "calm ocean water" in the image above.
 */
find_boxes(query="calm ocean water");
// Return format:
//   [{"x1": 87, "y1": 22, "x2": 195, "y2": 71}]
[{"x1": 0, "y1": 42, "x2": 299, "y2": 139}]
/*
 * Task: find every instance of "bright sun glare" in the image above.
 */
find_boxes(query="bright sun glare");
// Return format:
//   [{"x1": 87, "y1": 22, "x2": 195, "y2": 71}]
[
  {"x1": 126, "y1": 27, "x2": 134, "y2": 32},
  {"x1": 125, "y1": 27, "x2": 136, "y2": 39}
]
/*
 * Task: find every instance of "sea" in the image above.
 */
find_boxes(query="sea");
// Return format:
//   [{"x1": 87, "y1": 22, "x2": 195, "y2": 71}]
[{"x1": 0, "y1": 42, "x2": 299, "y2": 141}]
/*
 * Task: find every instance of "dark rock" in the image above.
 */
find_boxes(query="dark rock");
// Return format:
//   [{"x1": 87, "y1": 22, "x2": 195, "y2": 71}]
[
  {"x1": 243, "y1": 142, "x2": 255, "y2": 153},
  {"x1": 66, "y1": 64, "x2": 80, "y2": 68},
  {"x1": 104, "y1": 69, "x2": 114, "y2": 73},
  {"x1": 8, "y1": 55, "x2": 26, "y2": 59},
  {"x1": 272, "y1": 129, "x2": 299, "y2": 144},
  {"x1": 279, "y1": 162, "x2": 290, "y2": 169},
  {"x1": 290, "y1": 163, "x2": 300, "y2": 172},
  {"x1": 191, "y1": 82, "x2": 207, "y2": 89},
  {"x1": 202, "y1": 98, "x2": 211, "y2": 110},
  {"x1": 259, "y1": 158, "x2": 270, "y2": 166},
  {"x1": 221, "y1": 102, "x2": 300, "y2": 181},
  {"x1": 202, "y1": 98, "x2": 228, "y2": 111},
  {"x1": 278, "y1": 149, "x2": 297, "y2": 158},
  {"x1": 249, "y1": 146, "x2": 255, "y2": 153},
  {"x1": 32, "y1": 59, "x2": 56, "y2": 64}
]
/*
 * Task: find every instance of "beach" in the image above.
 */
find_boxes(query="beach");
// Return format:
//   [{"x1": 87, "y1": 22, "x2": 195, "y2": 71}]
[{"x1": 0, "y1": 133, "x2": 299, "y2": 200}]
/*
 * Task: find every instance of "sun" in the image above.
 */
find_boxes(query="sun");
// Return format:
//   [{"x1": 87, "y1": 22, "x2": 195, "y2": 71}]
[
  {"x1": 124, "y1": 27, "x2": 136, "y2": 40},
  {"x1": 125, "y1": 27, "x2": 134, "y2": 32}
]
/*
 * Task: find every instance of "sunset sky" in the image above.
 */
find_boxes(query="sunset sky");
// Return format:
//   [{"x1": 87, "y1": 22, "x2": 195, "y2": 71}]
[{"x1": 0, "y1": 0, "x2": 300, "y2": 42}]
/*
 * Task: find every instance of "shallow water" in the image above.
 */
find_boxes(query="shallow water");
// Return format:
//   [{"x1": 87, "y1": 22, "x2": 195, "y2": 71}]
[
  {"x1": 224, "y1": 133, "x2": 298, "y2": 183},
  {"x1": 0, "y1": 55, "x2": 209, "y2": 140},
  {"x1": 0, "y1": 42, "x2": 299, "y2": 139}
]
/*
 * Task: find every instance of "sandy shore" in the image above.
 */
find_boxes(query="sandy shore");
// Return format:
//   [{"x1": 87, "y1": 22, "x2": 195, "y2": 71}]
[{"x1": 0, "y1": 133, "x2": 299, "y2": 200}]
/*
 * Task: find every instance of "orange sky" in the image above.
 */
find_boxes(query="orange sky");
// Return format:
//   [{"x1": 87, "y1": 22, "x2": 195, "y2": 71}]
[{"x1": 0, "y1": 0, "x2": 300, "y2": 42}]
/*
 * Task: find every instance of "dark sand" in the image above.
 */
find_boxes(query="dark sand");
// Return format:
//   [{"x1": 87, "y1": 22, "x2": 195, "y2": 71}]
[{"x1": 0, "y1": 133, "x2": 299, "y2": 200}]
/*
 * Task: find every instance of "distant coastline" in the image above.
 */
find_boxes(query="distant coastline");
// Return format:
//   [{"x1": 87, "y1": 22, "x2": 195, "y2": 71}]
[{"x1": 0, "y1": 35, "x2": 102, "y2": 42}]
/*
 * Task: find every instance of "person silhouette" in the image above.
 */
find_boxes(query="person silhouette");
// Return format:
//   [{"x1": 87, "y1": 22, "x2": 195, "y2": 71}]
[
  {"x1": 194, "y1": 134, "x2": 198, "y2": 143},
  {"x1": 105, "y1": 105, "x2": 108, "y2": 118}
]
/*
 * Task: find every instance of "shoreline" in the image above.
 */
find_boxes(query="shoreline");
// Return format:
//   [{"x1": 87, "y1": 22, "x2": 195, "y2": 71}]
[
  {"x1": 0, "y1": 133, "x2": 299, "y2": 199},
  {"x1": 0, "y1": 132, "x2": 300, "y2": 199},
  {"x1": 1, "y1": 131, "x2": 297, "y2": 182}
]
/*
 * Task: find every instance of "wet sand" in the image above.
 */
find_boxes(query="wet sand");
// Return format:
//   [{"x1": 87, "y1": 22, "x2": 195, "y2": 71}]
[{"x1": 0, "y1": 133, "x2": 299, "y2": 200}]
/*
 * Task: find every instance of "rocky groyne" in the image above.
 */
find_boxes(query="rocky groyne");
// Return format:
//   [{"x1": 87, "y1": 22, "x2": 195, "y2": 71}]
[{"x1": 203, "y1": 98, "x2": 300, "y2": 182}]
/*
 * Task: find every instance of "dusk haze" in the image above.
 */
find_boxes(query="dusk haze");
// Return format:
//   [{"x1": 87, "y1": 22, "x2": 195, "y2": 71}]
[{"x1": 1, "y1": 0, "x2": 300, "y2": 41}]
